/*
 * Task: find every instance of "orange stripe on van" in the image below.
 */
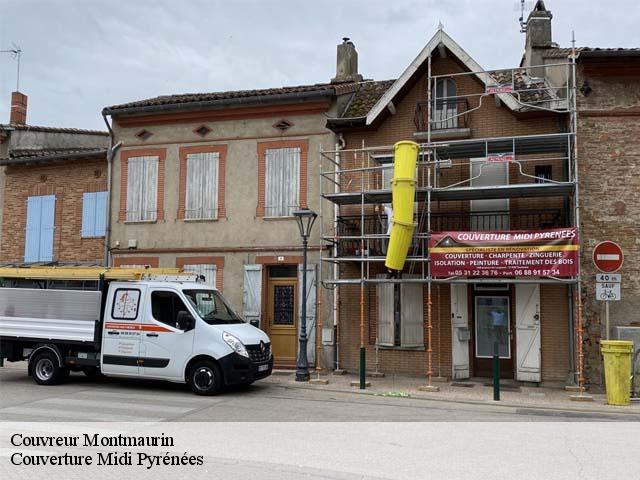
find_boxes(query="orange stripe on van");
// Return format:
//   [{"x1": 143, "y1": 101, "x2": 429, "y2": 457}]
[{"x1": 105, "y1": 322, "x2": 172, "y2": 332}]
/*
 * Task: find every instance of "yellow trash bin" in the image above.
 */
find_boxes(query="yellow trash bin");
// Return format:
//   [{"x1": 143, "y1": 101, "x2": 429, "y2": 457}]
[{"x1": 601, "y1": 340, "x2": 634, "y2": 406}]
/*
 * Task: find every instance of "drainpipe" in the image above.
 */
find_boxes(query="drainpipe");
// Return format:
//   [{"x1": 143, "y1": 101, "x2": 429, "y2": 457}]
[
  {"x1": 334, "y1": 133, "x2": 345, "y2": 371},
  {"x1": 102, "y1": 112, "x2": 122, "y2": 267}
]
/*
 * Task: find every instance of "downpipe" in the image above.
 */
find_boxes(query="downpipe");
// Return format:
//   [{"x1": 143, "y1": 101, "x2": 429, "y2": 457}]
[{"x1": 102, "y1": 113, "x2": 122, "y2": 267}]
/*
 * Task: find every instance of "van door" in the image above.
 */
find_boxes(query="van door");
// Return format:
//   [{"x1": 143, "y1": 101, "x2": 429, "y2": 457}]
[
  {"x1": 101, "y1": 286, "x2": 145, "y2": 376},
  {"x1": 140, "y1": 289, "x2": 195, "y2": 380}
]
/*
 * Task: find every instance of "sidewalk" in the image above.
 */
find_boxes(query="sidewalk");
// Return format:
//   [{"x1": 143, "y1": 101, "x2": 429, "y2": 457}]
[{"x1": 265, "y1": 371, "x2": 640, "y2": 415}]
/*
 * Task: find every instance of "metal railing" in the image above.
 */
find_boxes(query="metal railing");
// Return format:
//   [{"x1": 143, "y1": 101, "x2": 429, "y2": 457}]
[
  {"x1": 334, "y1": 209, "x2": 568, "y2": 257},
  {"x1": 414, "y1": 98, "x2": 470, "y2": 132}
]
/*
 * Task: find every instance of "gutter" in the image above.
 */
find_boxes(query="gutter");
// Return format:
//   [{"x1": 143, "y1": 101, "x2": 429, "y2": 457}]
[
  {"x1": 325, "y1": 116, "x2": 367, "y2": 130},
  {"x1": 102, "y1": 112, "x2": 122, "y2": 267},
  {"x1": 102, "y1": 89, "x2": 335, "y2": 117}
]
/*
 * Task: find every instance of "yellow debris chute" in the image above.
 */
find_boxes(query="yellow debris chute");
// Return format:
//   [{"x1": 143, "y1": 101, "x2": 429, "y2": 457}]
[{"x1": 385, "y1": 140, "x2": 419, "y2": 272}]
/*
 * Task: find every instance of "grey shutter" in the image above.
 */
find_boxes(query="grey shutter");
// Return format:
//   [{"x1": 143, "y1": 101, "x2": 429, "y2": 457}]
[
  {"x1": 377, "y1": 277, "x2": 394, "y2": 346},
  {"x1": 265, "y1": 147, "x2": 300, "y2": 216},
  {"x1": 186, "y1": 152, "x2": 219, "y2": 220},
  {"x1": 182, "y1": 264, "x2": 217, "y2": 288},
  {"x1": 298, "y1": 263, "x2": 316, "y2": 364},
  {"x1": 145, "y1": 156, "x2": 158, "y2": 221},
  {"x1": 400, "y1": 282, "x2": 424, "y2": 347},
  {"x1": 242, "y1": 264, "x2": 262, "y2": 326}
]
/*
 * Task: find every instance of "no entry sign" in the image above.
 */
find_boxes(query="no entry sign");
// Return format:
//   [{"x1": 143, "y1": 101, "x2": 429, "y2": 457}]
[{"x1": 592, "y1": 241, "x2": 624, "y2": 273}]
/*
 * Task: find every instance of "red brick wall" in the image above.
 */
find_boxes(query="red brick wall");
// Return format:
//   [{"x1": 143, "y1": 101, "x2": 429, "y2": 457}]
[{"x1": 0, "y1": 158, "x2": 107, "y2": 263}]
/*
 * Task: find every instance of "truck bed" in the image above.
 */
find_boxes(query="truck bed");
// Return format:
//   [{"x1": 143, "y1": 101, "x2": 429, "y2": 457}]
[{"x1": 0, "y1": 288, "x2": 100, "y2": 343}]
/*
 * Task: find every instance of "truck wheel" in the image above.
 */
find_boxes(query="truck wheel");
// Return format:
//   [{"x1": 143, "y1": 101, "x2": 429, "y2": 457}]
[
  {"x1": 188, "y1": 360, "x2": 222, "y2": 396},
  {"x1": 31, "y1": 351, "x2": 67, "y2": 386}
]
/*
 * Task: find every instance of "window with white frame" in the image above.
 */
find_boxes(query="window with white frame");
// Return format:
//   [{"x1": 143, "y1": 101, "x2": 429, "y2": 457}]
[
  {"x1": 182, "y1": 264, "x2": 217, "y2": 288},
  {"x1": 264, "y1": 147, "x2": 300, "y2": 217},
  {"x1": 185, "y1": 151, "x2": 219, "y2": 220},
  {"x1": 126, "y1": 155, "x2": 158, "y2": 222}
]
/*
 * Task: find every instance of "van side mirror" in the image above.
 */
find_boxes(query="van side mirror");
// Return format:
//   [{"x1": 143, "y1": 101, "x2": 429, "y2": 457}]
[
  {"x1": 176, "y1": 311, "x2": 195, "y2": 331},
  {"x1": 249, "y1": 319, "x2": 260, "y2": 329}
]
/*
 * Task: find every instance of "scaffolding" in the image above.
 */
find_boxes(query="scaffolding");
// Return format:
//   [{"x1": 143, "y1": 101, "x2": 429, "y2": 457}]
[{"x1": 319, "y1": 58, "x2": 587, "y2": 394}]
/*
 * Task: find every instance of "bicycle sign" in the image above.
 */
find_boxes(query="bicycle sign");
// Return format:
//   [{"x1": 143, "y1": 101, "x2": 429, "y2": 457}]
[{"x1": 596, "y1": 274, "x2": 621, "y2": 302}]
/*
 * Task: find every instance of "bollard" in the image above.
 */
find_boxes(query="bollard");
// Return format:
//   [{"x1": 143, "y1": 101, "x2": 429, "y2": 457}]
[
  {"x1": 360, "y1": 347, "x2": 366, "y2": 389},
  {"x1": 493, "y1": 341, "x2": 500, "y2": 401}
]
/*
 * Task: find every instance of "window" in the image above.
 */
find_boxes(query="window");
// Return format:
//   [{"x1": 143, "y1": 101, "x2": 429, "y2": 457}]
[
  {"x1": 24, "y1": 194, "x2": 56, "y2": 262},
  {"x1": 151, "y1": 291, "x2": 190, "y2": 328},
  {"x1": 81, "y1": 191, "x2": 108, "y2": 237},
  {"x1": 185, "y1": 151, "x2": 219, "y2": 220},
  {"x1": 535, "y1": 165, "x2": 553, "y2": 183},
  {"x1": 377, "y1": 280, "x2": 424, "y2": 347},
  {"x1": 182, "y1": 264, "x2": 217, "y2": 288},
  {"x1": 433, "y1": 78, "x2": 458, "y2": 129},
  {"x1": 264, "y1": 147, "x2": 300, "y2": 217},
  {"x1": 112, "y1": 288, "x2": 141, "y2": 320},
  {"x1": 126, "y1": 155, "x2": 158, "y2": 222},
  {"x1": 184, "y1": 289, "x2": 243, "y2": 325}
]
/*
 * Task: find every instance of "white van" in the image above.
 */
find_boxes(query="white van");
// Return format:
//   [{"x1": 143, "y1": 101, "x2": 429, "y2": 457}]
[{"x1": 0, "y1": 279, "x2": 273, "y2": 395}]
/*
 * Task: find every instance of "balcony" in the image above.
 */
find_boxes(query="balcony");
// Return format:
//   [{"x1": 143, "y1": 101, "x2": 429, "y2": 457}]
[
  {"x1": 333, "y1": 209, "x2": 568, "y2": 257},
  {"x1": 414, "y1": 98, "x2": 471, "y2": 140}
]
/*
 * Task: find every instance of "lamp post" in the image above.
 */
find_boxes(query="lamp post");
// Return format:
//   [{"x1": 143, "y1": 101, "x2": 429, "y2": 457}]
[{"x1": 293, "y1": 208, "x2": 317, "y2": 382}]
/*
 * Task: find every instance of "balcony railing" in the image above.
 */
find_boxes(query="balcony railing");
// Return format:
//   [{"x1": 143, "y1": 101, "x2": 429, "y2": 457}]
[
  {"x1": 414, "y1": 98, "x2": 470, "y2": 132},
  {"x1": 334, "y1": 209, "x2": 568, "y2": 257}
]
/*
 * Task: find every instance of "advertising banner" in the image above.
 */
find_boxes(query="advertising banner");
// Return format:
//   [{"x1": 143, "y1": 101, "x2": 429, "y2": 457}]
[{"x1": 430, "y1": 228, "x2": 578, "y2": 278}]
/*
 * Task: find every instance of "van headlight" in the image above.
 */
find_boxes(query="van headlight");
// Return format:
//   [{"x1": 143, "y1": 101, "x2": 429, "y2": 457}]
[{"x1": 223, "y1": 332, "x2": 249, "y2": 358}]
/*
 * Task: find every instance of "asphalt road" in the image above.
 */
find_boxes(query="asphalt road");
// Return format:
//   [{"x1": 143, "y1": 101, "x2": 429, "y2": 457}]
[{"x1": 1, "y1": 363, "x2": 639, "y2": 422}]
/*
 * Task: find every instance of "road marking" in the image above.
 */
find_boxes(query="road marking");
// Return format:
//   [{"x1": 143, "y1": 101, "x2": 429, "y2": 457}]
[{"x1": 0, "y1": 406, "x2": 163, "y2": 422}]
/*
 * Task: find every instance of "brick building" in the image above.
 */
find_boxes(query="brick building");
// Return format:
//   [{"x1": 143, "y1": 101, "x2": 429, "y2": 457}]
[
  {"x1": 322, "y1": 1, "x2": 640, "y2": 388},
  {"x1": 0, "y1": 92, "x2": 109, "y2": 266}
]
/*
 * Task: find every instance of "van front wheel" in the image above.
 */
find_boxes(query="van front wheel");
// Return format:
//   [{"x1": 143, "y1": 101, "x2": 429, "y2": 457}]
[{"x1": 188, "y1": 360, "x2": 222, "y2": 396}]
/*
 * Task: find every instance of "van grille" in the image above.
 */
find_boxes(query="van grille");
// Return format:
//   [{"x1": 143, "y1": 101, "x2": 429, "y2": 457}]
[{"x1": 246, "y1": 342, "x2": 271, "y2": 363}]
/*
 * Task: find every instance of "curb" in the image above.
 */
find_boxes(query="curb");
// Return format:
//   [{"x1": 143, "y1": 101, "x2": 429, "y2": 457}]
[{"x1": 267, "y1": 379, "x2": 640, "y2": 417}]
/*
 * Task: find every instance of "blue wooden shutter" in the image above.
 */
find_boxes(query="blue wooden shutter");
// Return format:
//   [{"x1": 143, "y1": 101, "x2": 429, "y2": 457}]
[
  {"x1": 24, "y1": 196, "x2": 43, "y2": 262},
  {"x1": 95, "y1": 191, "x2": 108, "y2": 236},
  {"x1": 81, "y1": 192, "x2": 97, "y2": 237},
  {"x1": 39, "y1": 195, "x2": 56, "y2": 261}
]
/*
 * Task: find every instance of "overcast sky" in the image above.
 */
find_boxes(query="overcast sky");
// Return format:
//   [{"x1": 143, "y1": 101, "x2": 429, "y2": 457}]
[{"x1": 0, "y1": 0, "x2": 638, "y2": 130}]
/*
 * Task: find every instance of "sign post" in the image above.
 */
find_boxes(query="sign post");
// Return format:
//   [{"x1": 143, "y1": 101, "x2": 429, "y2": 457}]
[{"x1": 593, "y1": 242, "x2": 624, "y2": 340}]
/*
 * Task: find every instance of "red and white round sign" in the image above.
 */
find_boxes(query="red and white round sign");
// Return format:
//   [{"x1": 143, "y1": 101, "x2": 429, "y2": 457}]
[{"x1": 592, "y1": 241, "x2": 624, "y2": 273}]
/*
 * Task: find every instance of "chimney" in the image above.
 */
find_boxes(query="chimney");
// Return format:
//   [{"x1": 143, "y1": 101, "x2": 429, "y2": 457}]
[
  {"x1": 523, "y1": 0, "x2": 554, "y2": 75},
  {"x1": 331, "y1": 38, "x2": 363, "y2": 84},
  {"x1": 10, "y1": 91, "x2": 27, "y2": 125}
]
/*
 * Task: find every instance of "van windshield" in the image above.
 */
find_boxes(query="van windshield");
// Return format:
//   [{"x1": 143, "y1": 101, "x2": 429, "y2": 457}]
[{"x1": 183, "y1": 290, "x2": 244, "y2": 325}]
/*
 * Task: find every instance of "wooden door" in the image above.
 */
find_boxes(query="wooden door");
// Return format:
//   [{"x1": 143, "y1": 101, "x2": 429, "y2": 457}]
[{"x1": 266, "y1": 277, "x2": 298, "y2": 366}]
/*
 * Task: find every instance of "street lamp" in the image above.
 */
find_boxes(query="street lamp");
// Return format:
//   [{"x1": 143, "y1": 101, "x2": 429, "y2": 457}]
[{"x1": 293, "y1": 208, "x2": 318, "y2": 382}]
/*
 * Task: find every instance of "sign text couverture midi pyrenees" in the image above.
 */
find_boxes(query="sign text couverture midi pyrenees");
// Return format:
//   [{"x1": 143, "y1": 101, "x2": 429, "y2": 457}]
[{"x1": 429, "y1": 228, "x2": 579, "y2": 278}]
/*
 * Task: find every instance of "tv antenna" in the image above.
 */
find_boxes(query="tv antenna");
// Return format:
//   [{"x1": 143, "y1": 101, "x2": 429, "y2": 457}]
[
  {"x1": 1, "y1": 43, "x2": 23, "y2": 91},
  {"x1": 518, "y1": 0, "x2": 528, "y2": 33}
]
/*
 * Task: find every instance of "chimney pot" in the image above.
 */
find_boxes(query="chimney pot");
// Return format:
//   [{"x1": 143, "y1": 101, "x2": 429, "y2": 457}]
[{"x1": 10, "y1": 91, "x2": 28, "y2": 125}]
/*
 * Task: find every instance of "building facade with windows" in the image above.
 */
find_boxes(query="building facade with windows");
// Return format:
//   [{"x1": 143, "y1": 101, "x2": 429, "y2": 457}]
[
  {"x1": 0, "y1": 91, "x2": 109, "y2": 266},
  {"x1": 323, "y1": 1, "x2": 640, "y2": 387},
  {"x1": 102, "y1": 47, "x2": 364, "y2": 368}
]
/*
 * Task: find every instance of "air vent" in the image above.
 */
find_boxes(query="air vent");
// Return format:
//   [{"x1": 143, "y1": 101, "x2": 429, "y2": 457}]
[
  {"x1": 194, "y1": 125, "x2": 212, "y2": 137},
  {"x1": 135, "y1": 129, "x2": 153, "y2": 141},
  {"x1": 273, "y1": 119, "x2": 293, "y2": 131}
]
